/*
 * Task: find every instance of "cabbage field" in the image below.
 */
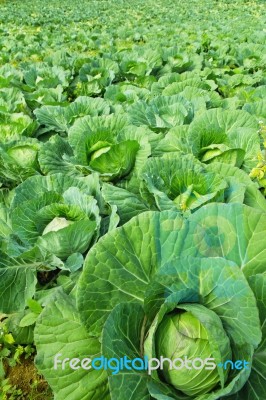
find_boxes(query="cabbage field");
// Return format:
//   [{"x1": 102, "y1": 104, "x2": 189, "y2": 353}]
[{"x1": 0, "y1": 0, "x2": 266, "y2": 399}]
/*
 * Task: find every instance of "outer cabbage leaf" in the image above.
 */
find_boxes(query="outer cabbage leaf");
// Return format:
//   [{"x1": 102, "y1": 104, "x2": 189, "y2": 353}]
[
  {"x1": 34, "y1": 96, "x2": 110, "y2": 133},
  {"x1": 35, "y1": 291, "x2": 110, "y2": 400},
  {"x1": 128, "y1": 95, "x2": 193, "y2": 130},
  {"x1": 243, "y1": 100, "x2": 266, "y2": 123},
  {"x1": 223, "y1": 273, "x2": 266, "y2": 400},
  {"x1": 204, "y1": 162, "x2": 266, "y2": 212},
  {"x1": 179, "y1": 202, "x2": 266, "y2": 277},
  {"x1": 77, "y1": 210, "x2": 183, "y2": 334},
  {"x1": 0, "y1": 246, "x2": 63, "y2": 313}
]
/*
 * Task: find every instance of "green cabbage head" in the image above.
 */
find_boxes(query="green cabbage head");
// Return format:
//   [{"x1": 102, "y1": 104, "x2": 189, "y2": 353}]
[{"x1": 154, "y1": 310, "x2": 227, "y2": 396}]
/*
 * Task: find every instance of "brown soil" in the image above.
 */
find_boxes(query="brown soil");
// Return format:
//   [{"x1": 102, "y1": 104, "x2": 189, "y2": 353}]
[{"x1": 4, "y1": 357, "x2": 52, "y2": 399}]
